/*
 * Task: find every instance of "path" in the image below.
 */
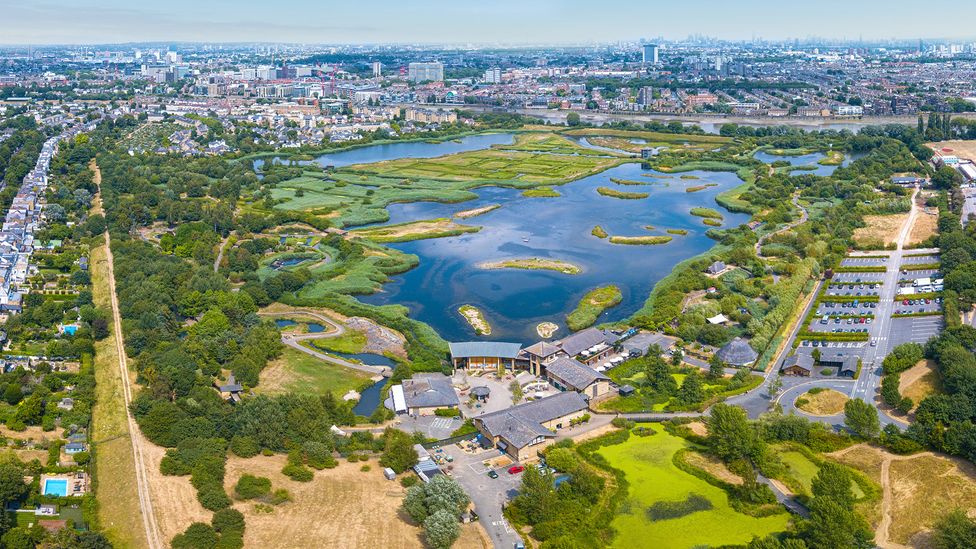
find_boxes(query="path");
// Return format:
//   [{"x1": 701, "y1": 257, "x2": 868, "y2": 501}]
[
  {"x1": 875, "y1": 450, "x2": 936, "y2": 549},
  {"x1": 213, "y1": 234, "x2": 231, "y2": 272},
  {"x1": 257, "y1": 310, "x2": 391, "y2": 376},
  {"x1": 755, "y1": 192, "x2": 807, "y2": 258},
  {"x1": 94, "y1": 160, "x2": 165, "y2": 549}
]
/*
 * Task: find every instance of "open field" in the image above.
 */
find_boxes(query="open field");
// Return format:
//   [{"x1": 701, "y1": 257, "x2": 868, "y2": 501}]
[
  {"x1": 561, "y1": 128, "x2": 733, "y2": 146},
  {"x1": 775, "y1": 445, "x2": 865, "y2": 499},
  {"x1": 350, "y1": 218, "x2": 481, "y2": 243},
  {"x1": 258, "y1": 347, "x2": 372, "y2": 397},
  {"x1": 90, "y1": 239, "x2": 148, "y2": 549},
  {"x1": 458, "y1": 305, "x2": 492, "y2": 336},
  {"x1": 493, "y1": 132, "x2": 626, "y2": 157},
  {"x1": 567, "y1": 285, "x2": 623, "y2": 331},
  {"x1": 927, "y1": 140, "x2": 976, "y2": 161},
  {"x1": 308, "y1": 330, "x2": 368, "y2": 354},
  {"x1": 598, "y1": 430, "x2": 789, "y2": 549},
  {"x1": 907, "y1": 205, "x2": 939, "y2": 246},
  {"x1": 829, "y1": 444, "x2": 976, "y2": 547},
  {"x1": 223, "y1": 455, "x2": 488, "y2": 549},
  {"x1": 900, "y1": 360, "x2": 941, "y2": 410},
  {"x1": 795, "y1": 388, "x2": 849, "y2": 416},
  {"x1": 854, "y1": 214, "x2": 910, "y2": 246},
  {"x1": 477, "y1": 257, "x2": 582, "y2": 275}
]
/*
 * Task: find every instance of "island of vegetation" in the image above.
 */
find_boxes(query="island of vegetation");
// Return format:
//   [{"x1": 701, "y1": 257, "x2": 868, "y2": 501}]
[
  {"x1": 536, "y1": 322, "x2": 559, "y2": 338},
  {"x1": 610, "y1": 177, "x2": 652, "y2": 186},
  {"x1": 686, "y1": 183, "x2": 718, "y2": 193},
  {"x1": 597, "y1": 186, "x2": 650, "y2": 199},
  {"x1": 457, "y1": 305, "x2": 491, "y2": 336},
  {"x1": 609, "y1": 235, "x2": 673, "y2": 245},
  {"x1": 478, "y1": 258, "x2": 582, "y2": 275},
  {"x1": 689, "y1": 207, "x2": 724, "y2": 220},
  {"x1": 818, "y1": 150, "x2": 845, "y2": 165},
  {"x1": 566, "y1": 285, "x2": 623, "y2": 331},
  {"x1": 350, "y1": 218, "x2": 481, "y2": 243},
  {"x1": 453, "y1": 203, "x2": 500, "y2": 219},
  {"x1": 667, "y1": 229, "x2": 689, "y2": 235},
  {"x1": 522, "y1": 186, "x2": 560, "y2": 198},
  {"x1": 591, "y1": 225, "x2": 608, "y2": 238}
]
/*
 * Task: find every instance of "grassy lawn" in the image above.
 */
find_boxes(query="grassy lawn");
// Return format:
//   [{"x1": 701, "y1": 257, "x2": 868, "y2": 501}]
[
  {"x1": 258, "y1": 347, "x2": 371, "y2": 397},
  {"x1": 776, "y1": 446, "x2": 864, "y2": 499},
  {"x1": 308, "y1": 330, "x2": 368, "y2": 354},
  {"x1": 89, "y1": 239, "x2": 148, "y2": 549},
  {"x1": 598, "y1": 429, "x2": 790, "y2": 549},
  {"x1": 795, "y1": 388, "x2": 849, "y2": 416}
]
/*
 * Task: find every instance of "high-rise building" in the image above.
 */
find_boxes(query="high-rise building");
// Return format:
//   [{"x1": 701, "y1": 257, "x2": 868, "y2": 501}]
[
  {"x1": 407, "y1": 62, "x2": 444, "y2": 83},
  {"x1": 642, "y1": 44, "x2": 659, "y2": 64},
  {"x1": 637, "y1": 86, "x2": 655, "y2": 106},
  {"x1": 372, "y1": 62, "x2": 382, "y2": 77},
  {"x1": 483, "y1": 67, "x2": 501, "y2": 84}
]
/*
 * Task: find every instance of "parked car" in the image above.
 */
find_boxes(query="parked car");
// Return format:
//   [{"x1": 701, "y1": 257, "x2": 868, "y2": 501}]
[
  {"x1": 508, "y1": 466, "x2": 525, "y2": 474},
  {"x1": 488, "y1": 470, "x2": 499, "y2": 479}
]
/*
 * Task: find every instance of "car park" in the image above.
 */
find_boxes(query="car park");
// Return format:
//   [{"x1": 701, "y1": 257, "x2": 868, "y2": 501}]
[
  {"x1": 488, "y1": 470, "x2": 499, "y2": 479},
  {"x1": 508, "y1": 466, "x2": 524, "y2": 474}
]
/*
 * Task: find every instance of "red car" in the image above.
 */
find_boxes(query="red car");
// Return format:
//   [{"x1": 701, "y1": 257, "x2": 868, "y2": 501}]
[{"x1": 508, "y1": 465, "x2": 525, "y2": 474}]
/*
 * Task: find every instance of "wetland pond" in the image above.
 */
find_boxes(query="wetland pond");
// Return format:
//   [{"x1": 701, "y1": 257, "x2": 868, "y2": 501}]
[{"x1": 263, "y1": 133, "x2": 755, "y2": 343}]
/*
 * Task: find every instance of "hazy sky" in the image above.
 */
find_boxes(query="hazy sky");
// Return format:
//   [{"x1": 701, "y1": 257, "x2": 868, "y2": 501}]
[{"x1": 2, "y1": 0, "x2": 974, "y2": 45}]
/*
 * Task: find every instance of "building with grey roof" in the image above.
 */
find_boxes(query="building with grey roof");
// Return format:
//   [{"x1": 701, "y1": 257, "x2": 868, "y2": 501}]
[
  {"x1": 520, "y1": 340, "x2": 563, "y2": 376},
  {"x1": 715, "y1": 337, "x2": 758, "y2": 367},
  {"x1": 556, "y1": 328, "x2": 618, "y2": 365},
  {"x1": 400, "y1": 373, "x2": 459, "y2": 415},
  {"x1": 544, "y1": 356, "x2": 612, "y2": 400},
  {"x1": 473, "y1": 391, "x2": 588, "y2": 462},
  {"x1": 449, "y1": 341, "x2": 522, "y2": 372}
]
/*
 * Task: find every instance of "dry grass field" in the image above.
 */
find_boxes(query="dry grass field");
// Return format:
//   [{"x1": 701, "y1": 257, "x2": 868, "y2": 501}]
[
  {"x1": 854, "y1": 214, "x2": 910, "y2": 246},
  {"x1": 927, "y1": 140, "x2": 976, "y2": 162},
  {"x1": 900, "y1": 360, "x2": 941, "y2": 412},
  {"x1": 829, "y1": 444, "x2": 976, "y2": 548},
  {"x1": 223, "y1": 455, "x2": 488, "y2": 549},
  {"x1": 796, "y1": 389, "x2": 849, "y2": 416}
]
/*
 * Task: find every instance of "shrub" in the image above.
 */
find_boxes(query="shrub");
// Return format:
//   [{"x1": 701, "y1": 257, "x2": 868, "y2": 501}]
[
  {"x1": 282, "y1": 464, "x2": 314, "y2": 482},
  {"x1": 611, "y1": 417, "x2": 635, "y2": 429},
  {"x1": 433, "y1": 408, "x2": 459, "y2": 417},
  {"x1": 400, "y1": 475, "x2": 419, "y2": 488},
  {"x1": 197, "y1": 485, "x2": 232, "y2": 511},
  {"x1": 72, "y1": 451, "x2": 91, "y2": 465},
  {"x1": 632, "y1": 426, "x2": 656, "y2": 437},
  {"x1": 234, "y1": 474, "x2": 271, "y2": 500},
  {"x1": 269, "y1": 488, "x2": 292, "y2": 505},
  {"x1": 211, "y1": 508, "x2": 245, "y2": 536},
  {"x1": 645, "y1": 494, "x2": 713, "y2": 521},
  {"x1": 171, "y1": 523, "x2": 218, "y2": 549},
  {"x1": 360, "y1": 464, "x2": 371, "y2": 472},
  {"x1": 229, "y1": 436, "x2": 259, "y2": 458},
  {"x1": 303, "y1": 441, "x2": 337, "y2": 470}
]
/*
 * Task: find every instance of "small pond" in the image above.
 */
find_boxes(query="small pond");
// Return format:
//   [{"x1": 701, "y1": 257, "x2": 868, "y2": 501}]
[{"x1": 352, "y1": 377, "x2": 388, "y2": 417}]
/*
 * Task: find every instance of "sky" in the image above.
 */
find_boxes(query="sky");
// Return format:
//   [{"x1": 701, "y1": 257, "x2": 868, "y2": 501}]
[{"x1": 2, "y1": 0, "x2": 974, "y2": 45}]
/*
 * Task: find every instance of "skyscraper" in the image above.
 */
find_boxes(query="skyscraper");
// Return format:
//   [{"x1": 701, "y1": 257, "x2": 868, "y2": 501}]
[
  {"x1": 642, "y1": 44, "x2": 659, "y2": 64},
  {"x1": 372, "y1": 62, "x2": 382, "y2": 77},
  {"x1": 407, "y1": 62, "x2": 444, "y2": 83},
  {"x1": 483, "y1": 67, "x2": 501, "y2": 84}
]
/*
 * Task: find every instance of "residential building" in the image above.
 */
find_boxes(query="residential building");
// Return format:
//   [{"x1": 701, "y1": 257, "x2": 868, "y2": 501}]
[
  {"x1": 395, "y1": 373, "x2": 459, "y2": 416},
  {"x1": 642, "y1": 44, "x2": 660, "y2": 64},
  {"x1": 408, "y1": 62, "x2": 444, "y2": 83},
  {"x1": 544, "y1": 357, "x2": 612, "y2": 400}
]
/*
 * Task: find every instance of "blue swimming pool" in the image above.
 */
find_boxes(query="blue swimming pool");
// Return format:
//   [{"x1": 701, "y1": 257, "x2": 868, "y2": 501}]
[
  {"x1": 63, "y1": 325, "x2": 77, "y2": 336},
  {"x1": 43, "y1": 479, "x2": 68, "y2": 497}
]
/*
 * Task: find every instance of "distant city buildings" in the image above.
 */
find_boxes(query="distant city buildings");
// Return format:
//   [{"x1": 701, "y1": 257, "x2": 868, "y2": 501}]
[
  {"x1": 408, "y1": 62, "x2": 444, "y2": 83},
  {"x1": 372, "y1": 61, "x2": 382, "y2": 77},
  {"x1": 642, "y1": 44, "x2": 659, "y2": 64},
  {"x1": 483, "y1": 67, "x2": 502, "y2": 84}
]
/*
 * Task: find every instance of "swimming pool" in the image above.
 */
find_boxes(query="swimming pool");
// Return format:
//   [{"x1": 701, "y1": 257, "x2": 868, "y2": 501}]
[
  {"x1": 63, "y1": 325, "x2": 77, "y2": 336},
  {"x1": 43, "y1": 479, "x2": 68, "y2": 497}
]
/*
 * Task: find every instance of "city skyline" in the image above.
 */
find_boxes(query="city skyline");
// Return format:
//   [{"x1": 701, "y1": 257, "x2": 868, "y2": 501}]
[{"x1": 3, "y1": 0, "x2": 976, "y2": 45}]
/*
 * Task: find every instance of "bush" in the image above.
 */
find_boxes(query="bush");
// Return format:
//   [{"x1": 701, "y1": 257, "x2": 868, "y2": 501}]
[
  {"x1": 282, "y1": 464, "x2": 314, "y2": 482},
  {"x1": 611, "y1": 418, "x2": 635, "y2": 429},
  {"x1": 433, "y1": 408, "x2": 459, "y2": 417},
  {"x1": 197, "y1": 485, "x2": 232, "y2": 511},
  {"x1": 212, "y1": 508, "x2": 245, "y2": 536},
  {"x1": 632, "y1": 426, "x2": 656, "y2": 437},
  {"x1": 303, "y1": 441, "x2": 337, "y2": 470},
  {"x1": 360, "y1": 464, "x2": 371, "y2": 472},
  {"x1": 229, "y1": 436, "x2": 259, "y2": 458},
  {"x1": 400, "y1": 475, "x2": 419, "y2": 488},
  {"x1": 269, "y1": 488, "x2": 292, "y2": 505},
  {"x1": 172, "y1": 523, "x2": 218, "y2": 549},
  {"x1": 646, "y1": 494, "x2": 713, "y2": 521},
  {"x1": 72, "y1": 451, "x2": 91, "y2": 465},
  {"x1": 234, "y1": 474, "x2": 271, "y2": 500}
]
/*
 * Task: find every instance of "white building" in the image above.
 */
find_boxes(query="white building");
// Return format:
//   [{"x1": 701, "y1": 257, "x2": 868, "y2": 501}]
[{"x1": 408, "y1": 62, "x2": 444, "y2": 83}]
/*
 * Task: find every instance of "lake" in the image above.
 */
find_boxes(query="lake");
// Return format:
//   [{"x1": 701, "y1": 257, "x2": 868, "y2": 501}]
[
  {"x1": 260, "y1": 133, "x2": 752, "y2": 343},
  {"x1": 358, "y1": 161, "x2": 751, "y2": 342}
]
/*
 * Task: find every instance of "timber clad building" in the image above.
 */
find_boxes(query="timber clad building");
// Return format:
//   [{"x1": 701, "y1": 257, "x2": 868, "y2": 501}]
[
  {"x1": 473, "y1": 392, "x2": 588, "y2": 462},
  {"x1": 449, "y1": 342, "x2": 522, "y2": 372}
]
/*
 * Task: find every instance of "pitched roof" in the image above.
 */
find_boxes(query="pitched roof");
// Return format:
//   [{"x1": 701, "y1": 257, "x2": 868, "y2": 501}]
[
  {"x1": 521, "y1": 341, "x2": 561, "y2": 359},
  {"x1": 716, "y1": 337, "x2": 758, "y2": 366},
  {"x1": 401, "y1": 373, "x2": 459, "y2": 409},
  {"x1": 476, "y1": 392, "x2": 587, "y2": 449},
  {"x1": 557, "y1": 328, "x2": 617, "y2": 357},
  {"x1": 449, "y1": 341, "x2": 522, "y2": 359},
  {"x1": 545, "y1": 356, "x2": 609, "y2": 390}
]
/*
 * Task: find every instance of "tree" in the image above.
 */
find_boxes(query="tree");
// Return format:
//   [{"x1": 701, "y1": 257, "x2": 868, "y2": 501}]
[
  {"x1": 706, "y1": 403, "x2": 756, "y2": 462},
  {"x1": 708, "y1": 353, "x2": 726, "y2": 380},
  {"x1": 171, "y1": 523, "x2": 219, "y2": 549},
  {"x1": 767, "y1": 375, "x2": 784, "y2": 400},
  {"x1": 423, "y1": 509, "x2": 461, "y2": 549},
  {"x1": 424, "y1": 475, "x2": 470, "y2": 517},
  {"x1": 677, "y1": 370, "x2": 705, "y2": 405},
  {"x1": 844, "y1": 398, "x2": 880, "y2": 439},
  {"x1": 811, "y1": 462, "x2": 855, "y2": 507},
  {"x1": 933, "y1": 509, "x2": 976, "y2": 549},
  {"x1": 566, "y1": 112, "x2": 581, "y2": 126},
  {"x1": 805, "y1": 497, "x2": 873, "y2": 549},
  {"x1": 645, "y1": 353, "x2": 677, "y2": 395},
  {"x1": 402, "y1": 484, "x2": 430, "y2": 523},
  {"x1": 379, "y1": 428, "x2": 419, "y2": 474}
]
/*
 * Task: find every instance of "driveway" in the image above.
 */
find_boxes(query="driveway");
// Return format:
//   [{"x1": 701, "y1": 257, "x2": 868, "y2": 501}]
[{"x1": 450, "y1": 446, "x2": 524, "y2": 549}]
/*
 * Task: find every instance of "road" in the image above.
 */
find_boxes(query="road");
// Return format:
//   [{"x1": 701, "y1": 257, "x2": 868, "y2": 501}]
[
  {"x1": 256, "y1": 311, "x2": 391, "y2": 376},
  {"x1": 97, "y1": 159, "x2": 165, "y2": 549},
  {"x1": 213, "y1": 234, "x2": 230, "y2": 272}
]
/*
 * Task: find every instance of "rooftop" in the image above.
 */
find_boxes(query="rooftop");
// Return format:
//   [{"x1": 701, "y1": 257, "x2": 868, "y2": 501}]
[{"x1": 449, "y1": 341, "x2": 522, "y2": 359}]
